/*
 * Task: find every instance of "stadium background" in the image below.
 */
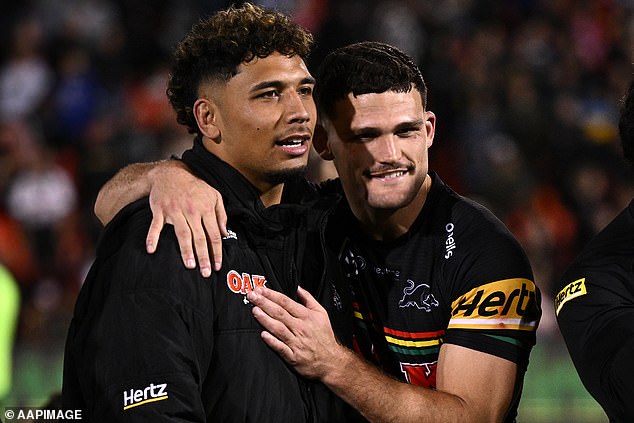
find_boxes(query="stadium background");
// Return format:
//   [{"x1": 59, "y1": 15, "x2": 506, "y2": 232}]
[{"x1": 0, "y1": 1, "x2": 632, "y2": 421}]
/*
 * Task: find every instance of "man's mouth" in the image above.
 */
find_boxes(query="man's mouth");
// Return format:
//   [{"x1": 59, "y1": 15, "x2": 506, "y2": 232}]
[
  {"x1": 276, "y1": 134, "x2": 310, "y2": 156},
  {"x1": 372, "y1": 170, "x2": 406, "y2": 179},
  {"x1": 365, "y1": 165, "x2": 413, "y2": 180},
  {"x1": 276, "y1": 137, "x2": 307, "y2": 147}
]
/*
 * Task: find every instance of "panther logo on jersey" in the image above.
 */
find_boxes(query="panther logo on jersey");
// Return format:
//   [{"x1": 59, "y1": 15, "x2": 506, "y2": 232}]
[{"x1": 399, "y1": 280, "x2": 439, "y2": 312}]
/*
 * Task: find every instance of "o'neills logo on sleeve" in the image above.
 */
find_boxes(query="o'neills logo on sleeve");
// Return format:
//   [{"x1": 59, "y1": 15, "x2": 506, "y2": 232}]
[
  {"x1": 123, "y1": 383, "x2": 168, "y2": 410},
  {"x1": 554, "y1": 278, "x2": 587, "y2": 316},
  {"x1": 226, "y1": 270, "x2": 267, "y2": 295},
  {"x1": 449, "y1": 279, "x2": 539, "y2": 331}
]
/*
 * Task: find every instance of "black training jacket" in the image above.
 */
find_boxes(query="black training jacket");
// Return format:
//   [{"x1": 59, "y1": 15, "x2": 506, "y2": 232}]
[{"x1": 62, "y1": 138, "x2": 354, "y2": 422}]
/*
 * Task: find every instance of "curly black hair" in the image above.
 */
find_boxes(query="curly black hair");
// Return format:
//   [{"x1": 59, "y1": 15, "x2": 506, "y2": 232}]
[
  {"x1": 167, "y1": 3, "x2": 313, "y2": 135},
  {"x1": 314, "y1": 41, "x2": 427, "y2": 122},
  {"x1": 619, "y1": 78, "x2": 634, "y2": 168}
]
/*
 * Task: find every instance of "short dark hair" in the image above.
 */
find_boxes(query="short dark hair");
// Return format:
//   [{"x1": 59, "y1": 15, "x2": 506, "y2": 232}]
[
  {"x1": 167, "y1": 3, "x2": 314, "y2": 134},
  {"x1": 314, "y1": 41, "x2": 427, "y2": 121},
  {"x1": 619, "y1": 79, "x2": 634, "y2": 168}
]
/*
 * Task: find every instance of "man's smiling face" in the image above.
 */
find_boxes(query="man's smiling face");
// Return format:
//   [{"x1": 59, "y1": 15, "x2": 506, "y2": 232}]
[{"x1": 323, "y1": 88, "x2": 435, "y2": 216}]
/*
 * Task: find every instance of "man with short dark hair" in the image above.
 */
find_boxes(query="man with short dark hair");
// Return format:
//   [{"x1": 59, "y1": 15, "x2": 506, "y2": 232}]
[{"x1": 248, "y1": 41, "x2": 540, "y2": 423}]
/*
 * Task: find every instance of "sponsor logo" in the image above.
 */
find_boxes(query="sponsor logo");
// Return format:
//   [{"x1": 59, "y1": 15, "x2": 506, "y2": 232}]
[
  {"x1": 222, "y1": 229, "x2": 238, "y2": 240},
  {"x1": 444, "y1": 223, "x2": 457, "y2": 259},
  {"x1": 374, "y1": 266, "x2": 400, "y2": 279},
  {"x1": 332, "y1": 283, "x2": 343, "y2": 311},
  {"x1": 340, "y1": 241, "x2": 366, "y2": 277},
  {"x1": 554, "y1": 278, "x2": 587, "y2": 316},
  {"x1": 399, "y1": 280, "x2": 439, "y2": 312},
  {"x1": 226, "y1": 270, "x2": 268, "y2": 303},
  {"x1": 449, "y1": 278, "x2": 539, "y2": 331},
  {"x1": 123, "y1": 383, "x2": 168, "y2": 410},
  {"x1": 400, "y1": 361, "x2": 437, "y2": 388}
]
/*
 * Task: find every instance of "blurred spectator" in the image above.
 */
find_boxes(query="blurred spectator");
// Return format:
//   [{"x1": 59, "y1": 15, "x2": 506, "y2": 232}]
[
  {"x1": 0, "y1": 15, "x2": 52, "y2": 123},
  {"x1": 48, "y1": 42, "x2": 105, "y2": 148},
  {"x1": 6, "y1": 143, "x2": 77, "y2": 274}
]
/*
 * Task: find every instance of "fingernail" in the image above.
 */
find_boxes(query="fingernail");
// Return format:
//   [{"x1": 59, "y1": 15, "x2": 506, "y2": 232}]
[
  {"x1": 214, "y1": 260, "x2": 222, "y2": 271},
  {"x1": 185, "y1": 259, "x2": 196, "y2": 269},
  {"x1": 146, "y1": 242, "x2": 155, "y2": 253},
  {"x1": 201, "y1": 267, "x2": 211, "y2": 278}
]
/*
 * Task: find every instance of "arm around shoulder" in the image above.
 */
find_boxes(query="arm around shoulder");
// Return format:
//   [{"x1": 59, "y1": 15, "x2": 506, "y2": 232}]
[
  {"x1": 94, "y1": 161, "x2": 164, "y2": 225},
  {"x1": 94, "y1": 159, "x2": 227, "y2": 276}
]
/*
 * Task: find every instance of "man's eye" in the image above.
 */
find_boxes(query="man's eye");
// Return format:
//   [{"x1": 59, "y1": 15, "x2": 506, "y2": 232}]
[
  {"x1": 259, "y1": 90, "x2": 280, "y2": 98},
  {"x1": 299, "y1": 86, "x2": 313, "y2": 96},
  {"x1": 352, "y1": 133, "x2": 376, "y2": 142},
  {"x1": 397, "y1": 128, "x2": 420, "y2": 137}
]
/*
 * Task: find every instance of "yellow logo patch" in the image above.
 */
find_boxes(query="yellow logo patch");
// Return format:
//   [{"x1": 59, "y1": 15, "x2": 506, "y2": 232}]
[
  {"x1": 449, "y1": 278, "x2": 539, "y2": 331},
  {"x1": 554, "y1": 278, "x2": 587, "y2": 316}
]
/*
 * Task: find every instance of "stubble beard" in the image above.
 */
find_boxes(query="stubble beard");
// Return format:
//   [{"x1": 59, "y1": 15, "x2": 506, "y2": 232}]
[{"x1": 265, "y1": 165, "x2": 307, "y2": 185}]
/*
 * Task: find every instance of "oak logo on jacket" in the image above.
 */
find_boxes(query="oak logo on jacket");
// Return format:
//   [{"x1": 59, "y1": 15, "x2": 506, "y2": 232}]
[
  {"x1": 123, "y1": 382, "x2": 168, "y2": 410},
  {"x1": 226, "y1": 270, "x2": 268, "y2": 295}
]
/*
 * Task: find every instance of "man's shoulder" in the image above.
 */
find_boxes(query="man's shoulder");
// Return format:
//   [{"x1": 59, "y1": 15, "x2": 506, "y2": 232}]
[
  {"x1": 80, "y1": 200, "x2": 211, "y2": 312},
  {"x1": 98, "y1": 197, "x2": 153, "y2": 254},
  {"x1": 557, "y1": 203, "x2": 634, "y2": 287},
  {"x1": 428, "y1": 180, "x2": 514, "y2": 244}
]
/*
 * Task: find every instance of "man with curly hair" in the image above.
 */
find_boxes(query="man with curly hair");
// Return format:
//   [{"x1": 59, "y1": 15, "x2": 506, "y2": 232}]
[
  {"x1": 555, "y1": 79, "x2": 634, "y2": 422},
  {"x1": 61, "y1": 4, "x2": 352, "y2": 421}
]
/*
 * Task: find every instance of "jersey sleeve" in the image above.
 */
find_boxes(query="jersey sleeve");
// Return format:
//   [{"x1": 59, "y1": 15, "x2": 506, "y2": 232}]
[
  {"x1": 555, "y1": 265, "x2": 634, "y2": 420},
  {"x1": 63, "y1": 220, "x2": 214, "y2": 421},
  {"x1": 442, "y1": 203, "x2": 541, "y2": 369},
  {"x1": 95, "y1": 294, "x2": 209, "y2": 420}
]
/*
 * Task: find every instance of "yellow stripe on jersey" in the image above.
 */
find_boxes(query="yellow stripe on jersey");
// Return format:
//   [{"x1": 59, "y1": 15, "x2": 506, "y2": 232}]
[
  {"x1": 384, "y1": 335, "x2": 441, "y2": 348},
  {"x1": 449, "y1": 278, "x2": 539, "y2": 331}
]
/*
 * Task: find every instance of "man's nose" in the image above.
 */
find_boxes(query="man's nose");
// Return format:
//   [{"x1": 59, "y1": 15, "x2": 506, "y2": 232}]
[
  {"x1": 374, "y1": 135, "x2": 401, "y2": 162},
  {"x1": 285, "y1": 91, "x2": 311, "y2": 123}
]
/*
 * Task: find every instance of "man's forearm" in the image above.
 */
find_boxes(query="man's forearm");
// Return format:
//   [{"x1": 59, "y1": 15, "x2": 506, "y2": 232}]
[
  {"x1": 94, "y1": 161, "x2": 166, "y2": 225},
  {"x1": 322, "y1": 345, "x2": 468, "y2": 423},
  {"x1": 247, "y1": 286, "x2": 513, "y2": 423}
]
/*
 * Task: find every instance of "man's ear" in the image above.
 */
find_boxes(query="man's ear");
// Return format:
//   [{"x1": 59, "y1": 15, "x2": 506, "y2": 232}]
[
  {"x1": 313, "y1": 123, "x2": 334, "y2": 160},
  {"x1": 424, "y1": 110, "x2": 436, "y2": 148},
  {"x1": 194, "y1": 98, "x2": 220, "y2": 141}
]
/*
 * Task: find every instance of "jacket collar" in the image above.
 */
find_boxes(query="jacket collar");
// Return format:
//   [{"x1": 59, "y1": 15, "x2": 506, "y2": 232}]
[{"x1": 181, "y1": 136, "x2": 263, "y2": 213}]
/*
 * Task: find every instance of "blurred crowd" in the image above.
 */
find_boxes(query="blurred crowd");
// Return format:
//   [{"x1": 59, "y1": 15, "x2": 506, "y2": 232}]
[{"x1": 0, "y1": 0, "x2": 633, "y2": 408}]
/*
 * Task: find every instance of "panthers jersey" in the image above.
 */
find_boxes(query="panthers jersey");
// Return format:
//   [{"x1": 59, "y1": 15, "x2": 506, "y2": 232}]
[{"x1": 327, "y1": 172, "x2": 541, "y2": 421}]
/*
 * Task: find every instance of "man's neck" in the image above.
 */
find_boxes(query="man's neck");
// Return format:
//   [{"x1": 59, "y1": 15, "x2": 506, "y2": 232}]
[{"x1": 260, "y1": 184, "x2": 284, "y2": 207}]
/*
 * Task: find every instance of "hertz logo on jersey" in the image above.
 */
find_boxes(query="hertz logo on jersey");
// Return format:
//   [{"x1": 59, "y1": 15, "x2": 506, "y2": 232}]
[
  {"x1": 449, "y1": 278, "x2": 539, "y2": 331},
  {"x1": 554, "y1": 277, "x2": 586, "y2": 316},
  {"x1": 123, "y1": 383, "x2": 168, "y2": 410}
]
